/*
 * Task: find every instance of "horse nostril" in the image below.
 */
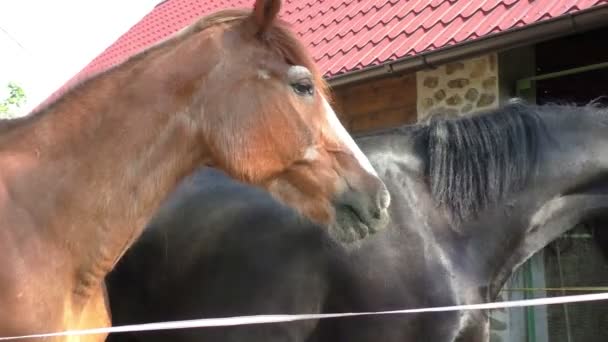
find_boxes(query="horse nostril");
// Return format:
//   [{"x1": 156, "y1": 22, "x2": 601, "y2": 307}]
[{"x1": 377, "y1": 187, "x2": 391, "y2": 210}]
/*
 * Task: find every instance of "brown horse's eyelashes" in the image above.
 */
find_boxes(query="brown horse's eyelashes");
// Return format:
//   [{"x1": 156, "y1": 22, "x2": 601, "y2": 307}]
[
  {"x1": 286, "y1": 65, "x2": 315, "y2": 97},
  {"x1": 291, "y1": 80, "x2": 314, "y2": 97}
]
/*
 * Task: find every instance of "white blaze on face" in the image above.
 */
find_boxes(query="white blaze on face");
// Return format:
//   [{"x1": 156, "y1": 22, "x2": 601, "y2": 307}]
[
  {"x1": 303, "y1": 146, "x2": 319, "y2": 161},
  {"x1": 321, "y1": 95, "x2": 379, "y2": 176}
]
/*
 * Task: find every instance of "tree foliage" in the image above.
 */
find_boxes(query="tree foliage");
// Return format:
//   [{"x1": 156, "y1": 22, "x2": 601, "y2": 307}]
[{"x1": 0, "y1": 82, "x2": 27, "y2": 119}]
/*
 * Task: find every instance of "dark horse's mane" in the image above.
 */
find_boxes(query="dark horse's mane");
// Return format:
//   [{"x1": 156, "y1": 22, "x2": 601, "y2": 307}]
[{"x1": 425, "y1": 102, "x2": 544, "y2": 223}]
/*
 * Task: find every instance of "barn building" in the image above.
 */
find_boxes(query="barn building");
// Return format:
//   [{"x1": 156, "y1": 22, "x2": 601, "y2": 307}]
[{"x1": 37, "y1": 1, "x2": 608, "y2": 341}]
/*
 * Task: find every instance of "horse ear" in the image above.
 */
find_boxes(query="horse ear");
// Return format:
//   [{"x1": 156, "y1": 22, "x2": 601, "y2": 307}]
[{"x1": 253, "y1": 0, "x2": 281, "y2": 36}]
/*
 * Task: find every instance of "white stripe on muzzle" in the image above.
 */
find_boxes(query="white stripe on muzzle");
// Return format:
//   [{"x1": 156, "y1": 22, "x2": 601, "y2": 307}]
[{"x1": 321, "y1": 96, "x2": 378, "y2": 176}]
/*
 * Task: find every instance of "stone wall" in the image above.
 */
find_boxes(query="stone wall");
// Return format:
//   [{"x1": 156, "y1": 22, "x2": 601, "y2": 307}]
[
  {"x1": 329, "y1": 53, "x2": 500, "y2": 134},
  {"x1": 416, "y1": 53, "x2": 499, "y2": 120}
]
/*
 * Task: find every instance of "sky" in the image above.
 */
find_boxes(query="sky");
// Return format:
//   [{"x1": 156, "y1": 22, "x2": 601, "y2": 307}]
[{"x1": 0, "y1": 0, "x2": 160, "y2": 116}]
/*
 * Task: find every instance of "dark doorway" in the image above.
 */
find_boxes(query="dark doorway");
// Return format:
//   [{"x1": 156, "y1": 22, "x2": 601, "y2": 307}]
[
  {"x1": 534, "y1": 25, "x2": 608, "y2": 342},
  {"x1": 535, "y1": 26, "x2": 608, "y2": 106}
]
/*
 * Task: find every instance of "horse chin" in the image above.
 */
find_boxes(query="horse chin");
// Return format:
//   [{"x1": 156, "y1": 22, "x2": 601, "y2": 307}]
[{"x1": 330, "y1": 205, "x2": 382, "y2": 243}]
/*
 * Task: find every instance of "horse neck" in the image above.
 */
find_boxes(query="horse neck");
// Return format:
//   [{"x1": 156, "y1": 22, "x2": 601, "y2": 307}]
[
  {"x1": 472, "y1": 108, "x2": 608, "y2": 298},
  {"x1": 362, "y1": 130, "x2": 463, "y2": 273},
  {"x1": 0, "y1": 63, "x2": 206, "y2": 291},
  {"x1": 366, "y1": 128, "x2": 511, "y2": 300}
]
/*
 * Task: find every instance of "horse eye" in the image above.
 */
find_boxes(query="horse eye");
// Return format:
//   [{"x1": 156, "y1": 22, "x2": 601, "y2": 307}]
[{"x1": 291, "y1": 80, "x2": 314, "y2": 97}]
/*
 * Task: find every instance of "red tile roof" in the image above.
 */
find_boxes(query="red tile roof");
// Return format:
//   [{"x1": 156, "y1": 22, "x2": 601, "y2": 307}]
[{"x1": 37, "y1": 0, "x2": 608, "y2": 110}]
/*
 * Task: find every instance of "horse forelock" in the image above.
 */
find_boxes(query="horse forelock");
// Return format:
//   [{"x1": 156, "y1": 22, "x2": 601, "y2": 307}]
[
  {"x1": 426, "y1": 103, "x2": 542, "y2": 224},
  {"x1": 260, "y1": 18, "x2": 329, "y2": 99}
]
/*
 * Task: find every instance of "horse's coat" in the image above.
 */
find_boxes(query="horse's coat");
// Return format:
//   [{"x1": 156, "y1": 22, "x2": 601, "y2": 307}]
[
  {"x1": 107, "y1": 101, "x2": 608, "y2": 341},
  {"x1": 0, "y1": 1, "x2": 389, "y2": 340}
]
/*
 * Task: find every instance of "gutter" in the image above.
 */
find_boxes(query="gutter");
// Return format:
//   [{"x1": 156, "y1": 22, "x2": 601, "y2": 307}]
[{"x1": 327, "y1": 4, "x2": 608, "y2": 88}]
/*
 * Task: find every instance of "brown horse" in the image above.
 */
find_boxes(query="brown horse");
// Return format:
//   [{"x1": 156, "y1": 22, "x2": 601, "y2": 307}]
[{"x1": 0, "y1": 0, "x2": 390, "y2": 340}]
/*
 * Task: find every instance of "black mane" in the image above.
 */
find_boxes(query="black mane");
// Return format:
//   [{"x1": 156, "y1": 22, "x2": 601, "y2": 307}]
[{"x1": 426, "y1": 102, "x2": 543, "y2": 223}]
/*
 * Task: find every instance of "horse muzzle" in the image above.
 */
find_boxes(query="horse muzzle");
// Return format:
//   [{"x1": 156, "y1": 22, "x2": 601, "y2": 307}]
[{"x1": 331, "y1": 177, "x2": 391, "y2": 243}]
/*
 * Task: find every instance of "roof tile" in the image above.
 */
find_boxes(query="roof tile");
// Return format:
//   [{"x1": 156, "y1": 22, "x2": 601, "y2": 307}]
[{"x1": 37, "y1": 0, "x2": 608, "y2": 110}]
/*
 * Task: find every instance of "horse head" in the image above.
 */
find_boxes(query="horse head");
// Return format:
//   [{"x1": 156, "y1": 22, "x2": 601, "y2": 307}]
[{"x1": 152, "y1": 0, "x2": 391, "y2": 242}]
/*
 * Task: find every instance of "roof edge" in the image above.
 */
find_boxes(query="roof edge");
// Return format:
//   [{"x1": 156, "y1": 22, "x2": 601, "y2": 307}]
[{"x1": 327, "y1": 4, "x2": 608, "y2": 88}]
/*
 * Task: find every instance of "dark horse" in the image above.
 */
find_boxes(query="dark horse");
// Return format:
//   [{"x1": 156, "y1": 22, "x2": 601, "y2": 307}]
[{"x1": 106, "y1": 101, "x2": 608, "y2": 341}]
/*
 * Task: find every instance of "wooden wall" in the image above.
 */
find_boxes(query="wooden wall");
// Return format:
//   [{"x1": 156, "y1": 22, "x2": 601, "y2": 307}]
[{"x1": 329, "y1": 73, "x2": 418, "y2": 134}]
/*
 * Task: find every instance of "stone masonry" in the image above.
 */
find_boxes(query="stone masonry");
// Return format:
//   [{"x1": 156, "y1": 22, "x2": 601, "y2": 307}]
[{"x1": 416, "y1": 53, "x2": 499, "y2": 120}]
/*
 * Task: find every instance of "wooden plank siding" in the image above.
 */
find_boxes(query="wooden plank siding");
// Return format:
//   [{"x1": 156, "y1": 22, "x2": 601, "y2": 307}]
[{"x1": 330, "y1": 73, "x2": 418, "y2": 133}]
